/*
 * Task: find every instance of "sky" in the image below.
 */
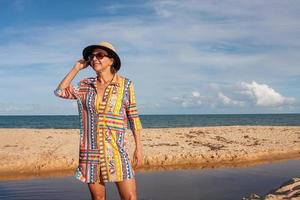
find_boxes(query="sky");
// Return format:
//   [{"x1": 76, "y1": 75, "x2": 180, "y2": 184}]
[{"x1": 0, "y1": 0, "x2": 300, "y2": 115}]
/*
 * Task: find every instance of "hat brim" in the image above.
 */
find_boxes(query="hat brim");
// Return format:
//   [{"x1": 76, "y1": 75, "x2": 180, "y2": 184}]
[{"x1": 82, "y1": 45, "x2": 121, "y2": 71}]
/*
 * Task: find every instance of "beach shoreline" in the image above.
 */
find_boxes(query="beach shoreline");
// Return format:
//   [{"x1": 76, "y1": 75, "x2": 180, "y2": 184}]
[{"x1": 0, "y1": 126, "x2": 299, "y2": 181}]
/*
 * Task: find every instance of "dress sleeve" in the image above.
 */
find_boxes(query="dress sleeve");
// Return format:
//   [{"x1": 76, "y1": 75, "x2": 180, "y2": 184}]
[
  {"x1": 54, "y1": 81, "x2": 80, "y2": 100},
  {"x1": 126, "y1": 81, "x2": 142, "y2": 132}
]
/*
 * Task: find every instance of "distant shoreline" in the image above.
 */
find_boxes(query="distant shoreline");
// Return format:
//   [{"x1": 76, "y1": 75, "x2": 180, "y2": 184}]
[{"x1": 0, "y1": 126, "x2": 299, "y2": 181}]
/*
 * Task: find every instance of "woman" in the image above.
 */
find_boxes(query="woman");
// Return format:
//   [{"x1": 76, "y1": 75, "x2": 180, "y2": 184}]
[{"x1": 54, "y1": 41, "x2": 143, "y2": 200}]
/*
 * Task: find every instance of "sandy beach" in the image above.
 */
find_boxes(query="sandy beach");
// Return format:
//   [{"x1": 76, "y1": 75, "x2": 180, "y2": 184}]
[{"x1": 0, "y1": 126, "x2": 299, "y2": 180}]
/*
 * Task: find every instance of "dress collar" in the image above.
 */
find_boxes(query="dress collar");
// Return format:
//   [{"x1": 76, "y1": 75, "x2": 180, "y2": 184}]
[{"x1": 84, "y1": 74, "x2": 121, "y2": 87}]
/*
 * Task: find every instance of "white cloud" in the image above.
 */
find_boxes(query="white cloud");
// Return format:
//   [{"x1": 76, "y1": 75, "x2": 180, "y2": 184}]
[
  {"x1": 218, "y1": 92, "x2": 244, "y2": 106},
  {"x1": 169, "y1": 81, "x2": 298, "y2": 112},
  {"x1": 240, "y1": 81, "x2": 296, "y2": 107},
  {"x1": 171, "y1": 91, "x2": 202, "y2": 108},
  {"x1": 192, "y1": 91, "x2": 200, "y2": 97}
]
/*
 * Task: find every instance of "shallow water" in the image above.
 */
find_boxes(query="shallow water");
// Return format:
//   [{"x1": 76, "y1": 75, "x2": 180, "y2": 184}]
[{"x1": 0, "y1": 159, "x2": 299, "y2": 200}]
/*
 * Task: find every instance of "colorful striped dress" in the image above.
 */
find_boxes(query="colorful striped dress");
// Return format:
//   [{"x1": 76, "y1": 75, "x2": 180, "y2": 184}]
[{"x1": 54, "y1": 74, "x2": 142, "y2": 183}]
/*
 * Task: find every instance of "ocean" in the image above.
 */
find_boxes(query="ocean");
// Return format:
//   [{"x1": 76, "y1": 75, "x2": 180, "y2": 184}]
[{"x1": 0, "y1": 114, "x2": 299, "y2": 129}]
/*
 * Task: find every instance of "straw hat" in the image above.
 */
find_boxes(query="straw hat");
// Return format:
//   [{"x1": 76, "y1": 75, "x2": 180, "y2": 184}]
[{"x1": 82, "y1": 41, "x2": 121, "y2": 71}]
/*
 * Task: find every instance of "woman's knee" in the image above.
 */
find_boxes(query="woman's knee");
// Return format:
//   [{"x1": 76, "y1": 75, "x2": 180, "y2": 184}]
[
  {"x1": 91, "y1": 194, "x2": 105, "y2": 200},
  {"x1": 116, "y1": 178, "x2": 137, "y2": 200},
  {"x1": 120, "y1": 192, "x2": 137, "y2": 200},
  {"x1": 89, "y1": 189, "x2": 106, "y2": 200},
  {"x1": 88, "y1": 182, "x2": 106, "y2": 200}
]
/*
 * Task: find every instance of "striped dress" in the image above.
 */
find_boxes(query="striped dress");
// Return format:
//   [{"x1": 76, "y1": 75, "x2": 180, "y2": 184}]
[{"x1": 54, "y1": 74, "x2": 142, "y2": 183}]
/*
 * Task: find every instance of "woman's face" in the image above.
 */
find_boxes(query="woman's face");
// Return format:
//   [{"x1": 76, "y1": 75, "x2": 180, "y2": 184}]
[{"x1": 89, "y1": 48, "x2": 114, "y2": 73}]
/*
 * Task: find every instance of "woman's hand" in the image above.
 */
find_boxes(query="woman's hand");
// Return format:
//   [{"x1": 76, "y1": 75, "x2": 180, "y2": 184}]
[
  {"x1": 73, "y1": 58, "x2": 89, "y2": 71},
  {"x1": 132, "y1": 146, "x2": 143, "y2": 169}
]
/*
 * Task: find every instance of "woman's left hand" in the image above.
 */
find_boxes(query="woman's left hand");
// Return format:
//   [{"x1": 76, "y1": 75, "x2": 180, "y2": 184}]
[{"x1": 132, "y1": 147, "x2": 143, "y2": 168}]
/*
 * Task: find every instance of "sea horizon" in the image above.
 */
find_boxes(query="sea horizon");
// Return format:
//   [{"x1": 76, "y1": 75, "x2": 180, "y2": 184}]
[
  {"x1": 0, "y1": 113, "x2": 300, "y2": 129},
  {"x1": 1, "y1": 112, "x2": 300, "y2": 116}
]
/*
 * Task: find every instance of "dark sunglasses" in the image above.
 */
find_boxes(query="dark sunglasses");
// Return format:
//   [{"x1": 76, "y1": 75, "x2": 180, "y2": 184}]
[{"x1": 88, "y1": 52, "x2": 111, "y2": 61}]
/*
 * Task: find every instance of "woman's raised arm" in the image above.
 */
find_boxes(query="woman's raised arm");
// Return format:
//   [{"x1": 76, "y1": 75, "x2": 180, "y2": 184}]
[{"x1": 54, "y1": 58, "x2": 88, "y2": 99}]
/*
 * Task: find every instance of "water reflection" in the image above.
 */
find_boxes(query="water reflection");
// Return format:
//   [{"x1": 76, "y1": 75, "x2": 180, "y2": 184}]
[{"x1": 0, "y1": 159, "x2": 299, "y2": 200}]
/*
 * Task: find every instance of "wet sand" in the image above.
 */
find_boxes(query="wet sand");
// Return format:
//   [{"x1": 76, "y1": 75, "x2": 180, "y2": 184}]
[{"x1": 0, "y1": 126, "x2": 299, "y2": 180}]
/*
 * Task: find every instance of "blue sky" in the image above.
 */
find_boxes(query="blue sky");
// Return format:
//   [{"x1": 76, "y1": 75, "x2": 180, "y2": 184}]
[{"x1": 0, "y1": 0, "x2": 300, "y2": 115}]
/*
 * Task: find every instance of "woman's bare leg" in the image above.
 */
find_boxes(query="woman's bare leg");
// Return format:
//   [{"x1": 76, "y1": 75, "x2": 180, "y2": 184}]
[
  {"x1": 88, "y1": 181, "x2": 106, "y2": 200},
  {"x1": 115, "y1": 178, "x2": 137, "y2": 200}
]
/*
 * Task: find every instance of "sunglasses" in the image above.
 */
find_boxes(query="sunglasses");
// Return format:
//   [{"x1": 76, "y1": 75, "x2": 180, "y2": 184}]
[{"x1": 88, "y1": 52, "x2": 111, "y2": 61}]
